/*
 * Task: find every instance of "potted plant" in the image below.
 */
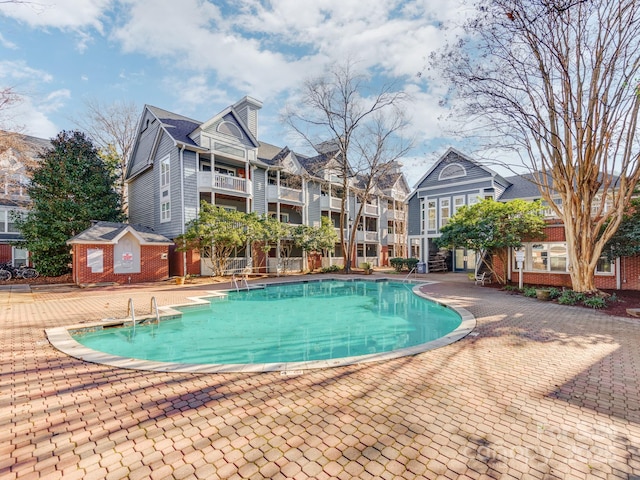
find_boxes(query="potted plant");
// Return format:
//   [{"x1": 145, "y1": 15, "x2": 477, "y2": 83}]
[
  {"x1": 535, "y1": 288, "x2": 551, "y2": 300},
  {"x1": 175, "y1": 275, "x2": 186, "y2": 285},
  {"x1": 360, "y1": 262, "x2": 372, "y2": 274}
]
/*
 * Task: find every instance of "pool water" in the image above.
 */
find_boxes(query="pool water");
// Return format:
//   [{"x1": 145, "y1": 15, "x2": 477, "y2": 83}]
[{"x1": 73, "y1": 280, "x2": 462, "y2": 365}]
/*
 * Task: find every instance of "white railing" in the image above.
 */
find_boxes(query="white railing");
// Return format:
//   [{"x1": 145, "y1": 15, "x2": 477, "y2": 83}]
[
  {"x1": 214, "y1": 173, "x2": 248, "y2": 193},
  {"x1": 267, "y1": 257, "x2": 304, "y2": 273},
  {"x1": 321, "y1": 257, "x2": 344, "y2": 268},
  {"x1": 199, "y1": 171, "x2": 249, "y2": 193},
  {"x1": 356, "y1": 231, "x2": 379, "y2": 242},
  {"x1": 389, "y1": 209, "x2": 405, "y2": 221},
  {"x1": 267, "y1": 185, "x2": 303, "y2": 203},
  {"x1": 200, "y1": 257, "x2": 248, "y2": 277},
  {"x1": 364, "y1": 204, "x2": 379, "y2": 216},
  {"x1": 319, "y1": 196, "x2": 343, "y2": 209},
  {"x1": 356, "y1": 257, "x2": 379, "y2": 267}
]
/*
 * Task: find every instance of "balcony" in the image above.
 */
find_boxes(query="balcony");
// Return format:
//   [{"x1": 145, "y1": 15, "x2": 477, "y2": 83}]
[
  {"x1": 356, "y1": 231, "x2": 380, "y2": 242},
  {"x1": 357, "y1": 202, "x2": 379, "y2": 216},
  {"x1": 388, "y1": 209, "x2": 405, "y2": 221},
  {"x1": 387, "y1": 233, "x2": 406, "y2": 244},
  {"x1": 267, "y1": 185, "x2": 303, "y2": 203},
  {"x1": 320, "y1": 195, "x2": 343, "y2": 210},
  {"x1": 199, "y1": 172, "x2": 251, "y2": 195}
]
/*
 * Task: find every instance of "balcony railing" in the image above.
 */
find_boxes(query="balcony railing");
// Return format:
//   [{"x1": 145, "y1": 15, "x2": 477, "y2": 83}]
[
  {"x1": 356, "y1": 231, "x2": 379, "y2": 242},
  {"x1": 199, "y1": 172, "x2": 250, "y2": 194},
  {"x1": 388, "y1": 209, "x2": 405, "y2": 221},
  {"x1": 267, "y1": 185, "x2": 303, "y2": 203},
  {"x1": 320, "y1": 196, "x2": 343, "y2": 210},
  {"x1": 356, "y1": 202, "x2": 379, "y2": 216}
]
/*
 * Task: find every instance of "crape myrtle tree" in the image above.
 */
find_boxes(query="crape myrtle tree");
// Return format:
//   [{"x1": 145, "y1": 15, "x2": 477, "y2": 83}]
[
  {"x1": 177, "y1": 203, "x2": 339, "y2": 276},
  {"x1": 435, "y1": 199, "x2": 546, "y2": 284},
  {"x1": 284, "y1": 59, "x2": 411, "y2": 273},
  {"x1": 435, "y1": 0, "x2": 640, "y2": 292},
  {"x1": 15, "y1": 130, "x2": 124, "y2": 276},
  {"x1": 176, "y1": 203, "x2": 261, "y2": 277}
]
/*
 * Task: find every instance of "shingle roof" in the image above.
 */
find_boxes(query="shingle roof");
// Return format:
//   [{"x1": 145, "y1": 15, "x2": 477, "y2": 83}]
[
  {"x1": 258, "y1": 142, "x2": 286, "y2": 165},
  {"x1": 146, "y1": 106, "x2": 202, "y2": 148},
  {"x1": 297, "y1": 151, "x2": 340, "y2": 178},
  {"x1": 500, "y1": 173, "x2": 548, "y2": 200},
  {"x1": 67, "y1": 222, "x2": 173, "y2": 245}
]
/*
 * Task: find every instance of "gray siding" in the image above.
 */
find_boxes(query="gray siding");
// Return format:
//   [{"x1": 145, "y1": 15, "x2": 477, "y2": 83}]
[
  {"x1": 183, "y1": 150, "x2": 198, "y2": 226},
  {"x1": 417, "y1": 180, "x2": 493, "y2": 198},
  {"x1": 253, "y1": 168, "x2": 266, "y2": 214},
  {"x1": 408, "y1": 194, "x2": 421, "y2": 236},
  {"x1": 127, "y1": 168, "x2": 155, "y2": 229}
]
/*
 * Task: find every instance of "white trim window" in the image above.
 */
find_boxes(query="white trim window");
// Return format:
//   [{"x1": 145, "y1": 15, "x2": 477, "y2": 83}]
[
  {"x1": 160, "y1": 155, "x2": 171, "y2": 223},
  {"x1": 453, "y1": 195, "x2": 465, "y2": 216},
  {"x1": 468, "y1": 193, "x2": 480, "y2": 206},
  {"x1": 427, "y1": 200, "x2": 436, "y2": 230},
  {"x1": 515, "y1": 242, "x2": 615, "y2": 275},
  {"x1": 440, "y1": 198, "x2": 450, "y2": 228}
]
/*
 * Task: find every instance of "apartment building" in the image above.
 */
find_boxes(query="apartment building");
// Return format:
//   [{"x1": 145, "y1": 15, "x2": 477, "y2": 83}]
[
  {"x1": 126, "y1": 97, "x2": 410, "y2": 276},
  {"x1": 407, "y1": 148, "x2": 634, "y2": 289},
  {"x1": 0, "y1": 132, "x2": 49, "y2": 267}
]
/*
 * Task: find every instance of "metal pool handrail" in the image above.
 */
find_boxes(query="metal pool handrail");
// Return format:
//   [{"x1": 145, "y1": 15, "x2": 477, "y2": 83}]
[
  {"x1": 403, "y1": 267, "x2": 417, "y2": 283},
  {"x1": 150, "y1": 296, "x2": 160, "y2": 325},
  {"x1": 127, "y1": 298, "x2": 136, "y2": 336}
]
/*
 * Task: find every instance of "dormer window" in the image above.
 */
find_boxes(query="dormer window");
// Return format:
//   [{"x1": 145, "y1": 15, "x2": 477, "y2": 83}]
[{"x1": 438, "y1": 163, "x2": 466, "y2": 180}]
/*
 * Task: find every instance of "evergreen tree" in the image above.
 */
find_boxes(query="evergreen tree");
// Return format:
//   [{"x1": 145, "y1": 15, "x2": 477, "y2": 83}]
[{"x1": 15, "y1": 130, "x2": 124, "y2": 276}]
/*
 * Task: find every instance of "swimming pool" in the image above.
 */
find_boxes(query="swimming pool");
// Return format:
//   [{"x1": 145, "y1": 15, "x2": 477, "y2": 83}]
[{"x1": 49, "y1": 279, "x2": 475, "y2": 373}]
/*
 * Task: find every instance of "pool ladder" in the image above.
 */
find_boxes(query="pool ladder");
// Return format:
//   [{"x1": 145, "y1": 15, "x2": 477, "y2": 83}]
[
  {"x1": 127, "y1": 296, "x2": 161, "y2": 337},
  {"x1": 232, "y1": 272, "x2": 249, "y2": 292}
]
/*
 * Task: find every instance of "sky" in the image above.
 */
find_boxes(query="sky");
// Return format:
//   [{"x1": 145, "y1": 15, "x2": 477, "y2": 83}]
[{"x1": 0, "y1": 0, "x2": 480, "y2": 186}]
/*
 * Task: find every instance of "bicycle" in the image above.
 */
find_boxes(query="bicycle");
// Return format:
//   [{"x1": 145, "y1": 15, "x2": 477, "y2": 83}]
[{"x1": 0, "y1": 263, "x2": 39, "y2": 280}]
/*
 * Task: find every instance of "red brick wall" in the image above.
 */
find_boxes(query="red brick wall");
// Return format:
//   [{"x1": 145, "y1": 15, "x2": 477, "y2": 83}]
[{"x1": 71, "y1": 244, "x2": 169, "y2": 285}]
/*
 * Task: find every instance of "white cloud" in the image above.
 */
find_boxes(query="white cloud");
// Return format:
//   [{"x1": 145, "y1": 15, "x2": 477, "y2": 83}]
[
  {"x1": 0, "y1": 33, "x2": 17, "y2": 50},
  {"x1": 0, "y1": 60, "x2": 53, "y2": 83},
  {"x1": 0, "y1": 0, "x2": 111, "y2": 31}
]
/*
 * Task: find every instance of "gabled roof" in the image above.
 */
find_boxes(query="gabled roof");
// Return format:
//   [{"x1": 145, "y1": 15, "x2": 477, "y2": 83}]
[
  {"x1": 192, "y1": 106, "x2": 260, "y2": 148},
  {"x1": 297, "y1": 150, "x2": 347, "y2": 179},
  {"x1": 411, "y1": 147, "x2": 508, "y2": 190},
  {"x1": 67, "y1": 222, "x2": 173, "y2": 245},
  {"x1": 145, "y1": 105, "x2": 206, "y2": 150}
]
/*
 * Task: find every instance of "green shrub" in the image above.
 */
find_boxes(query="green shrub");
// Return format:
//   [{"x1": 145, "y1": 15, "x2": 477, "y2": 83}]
[
  {"x1": 320, "y1": 265, "x2": 341, "y2": 273},
  {"x1": 389, "y1": 258, "x2": 404, "y2": 272},
  {"x1": 405, "y1": 258, "x2": 419, "y2": 271},
  {"x1": 548, "y1": 287, "x2": 562, "y2": 299},
  {"x1": 557, "y1": 290, "x2": 585, "y2": 305},
  {"x1": 583, "y1": 296, "x2": 607, "y2": 309},
  {"x1": 523, "y1": 286, "x2": 537, "y2": 298},
  {"x1": 503, "y1": 285, "x2": 518, "y2": 291}
]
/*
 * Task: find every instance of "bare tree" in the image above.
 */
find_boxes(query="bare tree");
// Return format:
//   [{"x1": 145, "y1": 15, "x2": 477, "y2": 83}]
[
  {"x1": 284, "y1": 60, "x2": 410, "y2": 273},
  {"x1": 436, "y1": 0, "x2": 640, "y2": 292},
  {"x1": 73, "y1": 98, "x2": 139, "y2": 216}
]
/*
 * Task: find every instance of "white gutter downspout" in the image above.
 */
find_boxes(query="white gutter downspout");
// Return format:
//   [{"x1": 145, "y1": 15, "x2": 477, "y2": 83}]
[
  {"x1": 180, "y1": 144, "x2": 187, "y2": 277},
  {"x1": 616, "y1": 257, "x2": 621, "y2": 290}
]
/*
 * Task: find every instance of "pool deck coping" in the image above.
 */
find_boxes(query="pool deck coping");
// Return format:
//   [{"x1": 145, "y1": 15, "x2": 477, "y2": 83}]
[{"x1": 45, "y1": 276, "x2": 476, "y2": 373}]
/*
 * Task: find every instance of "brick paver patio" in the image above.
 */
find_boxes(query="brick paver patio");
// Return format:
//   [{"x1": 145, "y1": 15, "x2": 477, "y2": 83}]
[{"x1": 1, "y1": 274, "x2": 639, "y2": 479}]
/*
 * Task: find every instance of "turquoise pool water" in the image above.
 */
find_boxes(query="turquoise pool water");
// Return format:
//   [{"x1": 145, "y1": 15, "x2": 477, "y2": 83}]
[{"x1": 72, "y1": 280, "x2": 462, "y2": 365}]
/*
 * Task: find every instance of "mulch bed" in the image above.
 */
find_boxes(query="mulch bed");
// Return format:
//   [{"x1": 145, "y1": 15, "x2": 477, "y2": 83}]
[{"x1": 488, "y1": 282, "x2": 640, "y2": 318}]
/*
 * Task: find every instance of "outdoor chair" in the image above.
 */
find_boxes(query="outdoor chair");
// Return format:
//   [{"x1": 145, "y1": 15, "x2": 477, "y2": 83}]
[{"x1": 474, "y1": 272, "x2": 487, "y2": 286}]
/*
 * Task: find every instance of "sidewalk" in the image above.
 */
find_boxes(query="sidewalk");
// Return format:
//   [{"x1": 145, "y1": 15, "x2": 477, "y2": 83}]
[{"x1": 1, "y1": 274, "x2": 639, "y2": 479}]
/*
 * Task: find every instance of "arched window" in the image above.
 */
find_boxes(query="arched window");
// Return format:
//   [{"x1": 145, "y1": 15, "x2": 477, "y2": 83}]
[
  {"x1": 217, "y1": 121, "x2": 244, "y2": 139},
  {"x1": 438, "y1": 163, "x2": 466, "y2": 180}
]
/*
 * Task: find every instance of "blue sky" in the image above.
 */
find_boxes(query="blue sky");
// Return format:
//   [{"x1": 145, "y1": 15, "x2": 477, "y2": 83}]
[{"x1": 0, "y1": 0, "x2": 478, "y2": 184}]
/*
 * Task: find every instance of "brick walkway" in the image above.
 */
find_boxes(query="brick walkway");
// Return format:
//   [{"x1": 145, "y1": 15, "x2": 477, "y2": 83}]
[{"x1": 1, "y1": 274, "x2": 639, "y2": 479}]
